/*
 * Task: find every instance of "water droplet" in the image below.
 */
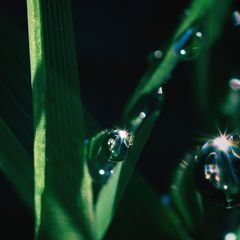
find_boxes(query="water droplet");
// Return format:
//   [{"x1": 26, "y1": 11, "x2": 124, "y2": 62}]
[
  {"x1": 153, "y1": 50, "x2": 162, "y2": 59},
  {"x1": 88, "y1": 129, "x2": 133, "y2": 184},
  {"x1": 129, "y1": 87, "x2": 164, "y2": 131},
  {"x1": 195, "y1": 134, "x2": 240, "y2": 208},
  {"x1": 230, "y1": 78, "x2": 240, "y2": 91},
  {"x1": 173, "y1": 27, "x2": 203, "y2": 60},
  {"x1": 232, "y1": 11, "x2": 240, "y2": 27},
  {"x1": 225, "y1": 232, "x2": 237, "y2": 240},
  {"x1": 147, "y1": 49, "x2": 163, "y2": 63}
]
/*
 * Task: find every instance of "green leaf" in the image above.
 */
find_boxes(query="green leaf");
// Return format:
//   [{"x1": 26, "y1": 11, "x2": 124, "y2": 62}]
[
  {"x1": 124, "y1": 0, "x2": 218, "y2": 119},
  {"x1": 95, "y1": 111, "x2": 160, "y2": 240},
  {"x1": 27, "y1": 0, "x2": 94, "y2": 239},
  {"x1": 27, "y1": 0, "x2": 46, "y2": 235},
  {"x1": 170, "y1": 152, "x2": 203, "y2": 234},
  {"x1": 105, "y1": 172, "x2": 192, "y2": 240},
  {"x1": 195, "y1": 0, "x2": 233, "y2": 113},
  {"x1": 0, "y1": 119, "x2": 33, "y2": 208}
]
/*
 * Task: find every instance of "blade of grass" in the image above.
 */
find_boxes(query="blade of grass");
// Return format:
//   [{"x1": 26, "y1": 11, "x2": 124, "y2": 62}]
[
  {"x1": 105, "y1": 172, "x2": 192, "y2": 240},
  {"x1": 195, "y1": 0, "x2": 233, "y2": 113},
  {"x1": 95, "y1": 111, "x2": 159, "y2": 240},
  {"x1": 124, "y1": 0, "x2": 217, "y2": 119},
  {"x1": 27, "y1": 0, "x2": 46, "y2": 235},
  {"x1": 27, "y1": 0, "x2": 94, "y2": 239}
]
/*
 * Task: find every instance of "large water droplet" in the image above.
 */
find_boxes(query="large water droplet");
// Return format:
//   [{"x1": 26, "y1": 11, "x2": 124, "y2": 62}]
[
  {"x1": 88, "y1": 129, "x2": 133, "y2": 184},
  {"x1": 173, "y1": 27, "x2": 203, "y2": 60},
  {"x1": 224, "y1": 232, "x2": 237, "y2": 240},
  {"x1": 195, "y1": 134, "x2": 240, "y2": 208}
]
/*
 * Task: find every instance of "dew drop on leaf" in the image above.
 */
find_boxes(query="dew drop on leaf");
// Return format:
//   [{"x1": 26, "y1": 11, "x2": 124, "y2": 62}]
[
  {"x1": 173, "y1": 27, "x2": 203, "y2": 60},
  {"x1": 88, "y1": 129, "x2": 133, "y2": 184},
  {"x1": 229, "y1": 78, "x2": 240, "y2": 91},
  {"x1": 195, "y1": 134, "x2": 240, "y2": 208},
  {"x1": 232, "y1": 11, "x2": 240, "y2": 27},
  {"x1": 147, "y1": 49, "x2": 163, "y2": 63},
  {"x1": 224, "y1": 232, "x2": 237, "y2": 240},
  {"x1": 107, "y1": 129, "x2": 133, "y2": 162},
  {"x1": 130, "y1": 86, "x2": 164, "y2": 131}
]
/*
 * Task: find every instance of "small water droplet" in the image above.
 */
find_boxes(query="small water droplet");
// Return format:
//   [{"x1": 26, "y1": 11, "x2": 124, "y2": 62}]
[
  {"x1": 153, "y1": 50, "x2": 162, "y2": 59},
  {"x1": 139, "y1": 112, "x2": 146, "y2": 119},
  {"x1": 230, "y1": 78, "x2": 240, "y2": 91},
  {"x1": 232, "y1": 11, "x2": 240, "y2": 27},
  {"x1": 89, "y1": 157, "x2": 116, "y2": 185},
  {"x1": 129, "y1": 87, "x2": 164, "y2": 131},
  {"x1": 147, "y1": 49, "x2": 163, "y2": 63},
  {"x1": 173, "y1": 27, "x2": 203, "y2": 60},
  {"x1": 195, "y1": 134, "x2": 240, "y2": 208}
]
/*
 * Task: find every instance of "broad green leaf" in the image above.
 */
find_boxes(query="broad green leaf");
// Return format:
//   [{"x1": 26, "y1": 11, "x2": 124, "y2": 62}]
[
  {"x1": 38, "y1": 195, "x2": 84, "y2": 240},
  {"x1": 27, "y1": 0, "x2": 94, "y2": 239},
  {"x1": 95, "y1": 111, "x2": 160, "y2": 240},
  {"x1": 124, "y1": 0, "x2": 218, "y2": 119},
  {"x1": 0, "y1": 119, "x2": 33, "y2": 208}
]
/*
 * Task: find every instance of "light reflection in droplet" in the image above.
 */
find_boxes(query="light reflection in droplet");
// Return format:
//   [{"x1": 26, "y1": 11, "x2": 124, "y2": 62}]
[
  {"x1": 196, "y1": 32, "x2": 202, "y2": 37},
  {"x1": 195, "y1": 134, "x2": 240, "y2": 208},
  {"x1": 153, "y1": 50, "x2": 162, "y2": 59},
  {"x1": 223, "y1": 185, "x2": 228, "y2": 190},
  {"x1": 99, "y1": 169, "x2": 105, "y2": 175},
  {"x1": 224, "y1": 232, "x2": 237, "y2": 240},
  {"x1": 157, "y1": 87, "x2": 163, "y2": 95},
  {"x1": 118, "y1": 130, "x2": 129, "y2": 139},
  {"x1": 140, "y1": 112, "x2": 146, "y2": 119},
  {"x1": 173, "y1": 27, "x2": 203, "y2": 60},
  {"x1": 213, "y1": 136, "x2": 230, "y2": 151},
  {"x1": 180, "y1": 49, "x2": 186, "y2": 55},
  {"x1": 233, "y1": 11, "x2": 240, "y2": 26},
  {"x1": 107, "y1": 129, "x2": 133, "y2": 162}
]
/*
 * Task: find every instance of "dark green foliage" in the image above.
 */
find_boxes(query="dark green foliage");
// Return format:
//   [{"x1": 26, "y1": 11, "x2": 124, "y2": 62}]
[{"x1": 0, "y1": 0, "x2": 237, "y2": 239}]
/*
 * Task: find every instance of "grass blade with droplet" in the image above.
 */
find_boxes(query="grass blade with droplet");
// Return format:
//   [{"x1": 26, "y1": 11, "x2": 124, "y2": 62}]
[
  {"x1": 124, "y1": 0, "x2": 218, "y2": 119},
  {"x1": 95, "y1": 111, "x2": 159, "y2": 240}
]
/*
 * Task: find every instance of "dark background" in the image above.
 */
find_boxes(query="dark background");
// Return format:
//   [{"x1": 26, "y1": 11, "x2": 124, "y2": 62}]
[{"x1": 0, "y1": 0, "x2": 239, "y2": 239}]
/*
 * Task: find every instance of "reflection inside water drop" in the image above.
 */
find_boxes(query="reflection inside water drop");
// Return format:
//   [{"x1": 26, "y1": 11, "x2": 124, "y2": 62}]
[
  {"x1": 129, "y1": 86, "x2": 164, "y2": 132},
  {"x1": 195, "y1": 134, "x2": 240, "y2": 208},
  {"x1": 173, "y1": 27, "x2": 203, "y2": 60}
]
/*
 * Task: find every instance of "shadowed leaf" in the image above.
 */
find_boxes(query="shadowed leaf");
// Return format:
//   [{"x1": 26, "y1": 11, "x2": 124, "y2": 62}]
[{"x1": 95, "y1": 111, "x2": 160, "y2": 240}]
